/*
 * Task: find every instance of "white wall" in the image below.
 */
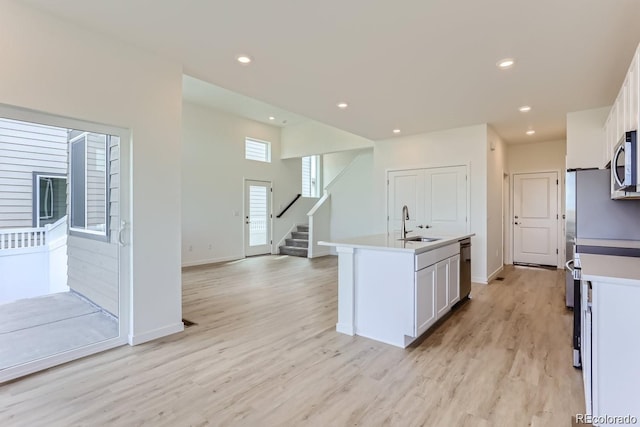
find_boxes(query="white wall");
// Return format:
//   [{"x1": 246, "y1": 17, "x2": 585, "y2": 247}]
[
  {"x1": 323, "y1": 149, "x2": 367, "y2": 187},
  {"x1": 327, "y1": 150, "x2": 375, "y2": 246},
  {"x1": 566, "y1": 107, "x2": 609, "y2": 169},
  {"x1": 486, "y1": 127, "x2": 506, "y2": 280},
  {"x1": 507, "y1": 139, "x2": 567, "y2": 265},
  {"x1": 0, "y1": 0, "x2": 183, "y2": 343},
  {"x1": 281, "y1": 119, "x2": 374, "y2": 159},
  {"x1": 508, "y1": 140, "x2": 567, "y2": 173},
  {"x1": 374, "y1": 124, "x2": 488, "y2": 282},
  {"x1": 182, "y1": 101, "x2": 308, "y2": 266}
]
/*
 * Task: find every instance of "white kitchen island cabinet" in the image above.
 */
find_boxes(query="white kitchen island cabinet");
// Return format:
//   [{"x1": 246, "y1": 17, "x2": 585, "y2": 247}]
[{"x1": 319, "y1": 233, "x2": 473, "y2": 348}]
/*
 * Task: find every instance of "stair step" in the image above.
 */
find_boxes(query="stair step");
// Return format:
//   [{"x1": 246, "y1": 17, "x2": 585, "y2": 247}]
[
  {"x1": 297, "y1": 224, "x2": 309, "y2": 232},
  {"x1": 279, "y1": 246, "x2": 308, "y2": 257},
  {"x1": 286, "y1": 238, "x2": 308, "y2": 248},
  {"x1": 291, "y1": 231, "x2": 309, "y2": 240}
]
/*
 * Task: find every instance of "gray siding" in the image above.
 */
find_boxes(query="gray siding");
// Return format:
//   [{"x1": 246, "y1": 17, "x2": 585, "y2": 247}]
[
  {"x1": 67, "y1": 134, "x2": 119, "y2": 316},
  {"x1": 0, "y1": 118, "x2": 67, "y2": 228}
]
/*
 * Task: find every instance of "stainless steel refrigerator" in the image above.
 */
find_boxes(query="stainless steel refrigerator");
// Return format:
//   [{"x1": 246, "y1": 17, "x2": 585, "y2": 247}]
[
  {"x1": 565, "y1": 168, "x2": 640, "y2": 307},
  {"x1": 565, "y1": 168, "x2": 640, "y2": 367}
]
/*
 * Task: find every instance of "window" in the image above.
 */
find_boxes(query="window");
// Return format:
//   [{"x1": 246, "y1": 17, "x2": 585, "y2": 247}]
[
  {"x1": 33, "y1": 173, "x2": 67, "y2": 227},
  {"x1": 245, "y1": 138, "x2": 271, "y2": 163},
  {"x1": 70, "y1": 131, "x2": 109, "y2": 238},
  {"x1": 302, "y1": 155, "x2": 320, "y2": 197}
]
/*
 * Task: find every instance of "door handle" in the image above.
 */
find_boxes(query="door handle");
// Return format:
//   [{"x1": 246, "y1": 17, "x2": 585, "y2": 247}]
[
  {"x1": 514, "y1": 222, "x2": 519, "y2": 225},
  {"x1": 118, "y1": 220, "x2": 126, "y2": 246}
]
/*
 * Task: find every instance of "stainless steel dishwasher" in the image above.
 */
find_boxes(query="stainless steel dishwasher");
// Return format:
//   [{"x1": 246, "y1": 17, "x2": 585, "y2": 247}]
[{"x1": 459, "y1": 238, "x2": 471, "y2": 299}]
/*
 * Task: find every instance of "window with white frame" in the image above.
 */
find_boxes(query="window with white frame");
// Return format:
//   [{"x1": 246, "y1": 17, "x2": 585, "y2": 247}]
[
  {"x1": 245, "y1": 137, "x2": 271, "y2": 163},
  {"x1": 33, "y1": 173, "x2": 67, "y2": 227},
  {"x1": 302, "y1": 155, "x2": 320, "y2": 197},
  {"x1": 69, "y1": 131, "x2": 109, "y2": 239}
]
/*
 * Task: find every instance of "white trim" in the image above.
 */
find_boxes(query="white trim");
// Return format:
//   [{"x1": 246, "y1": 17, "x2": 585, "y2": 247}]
[
  {"x1": 472, "y1": 275, "x2": 489, "y2": 285},
  {"x1": 0, "y1": 336, "x2": 127, "y2": 384},
  {"x1": 487, "y1": 265, "x2": 504, "y2": 283},
  {"x1": 128, "y1": 322, "x2": 184, "y2": 346},
  {"x1": 309, "y1": 248, "x2": 331, "y2": 258},
  {"x1": 182, "y1": 254, "x2": 244, "y2": 268}
]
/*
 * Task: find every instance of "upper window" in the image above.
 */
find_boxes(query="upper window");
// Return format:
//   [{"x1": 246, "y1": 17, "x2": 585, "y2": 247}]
[
  {"x1": 70, "y1": 131, "x2": 109, "y2": 238},
  {"x1": 302, "y1": 155, "x2": 320, "y2": 197},
  {"x1": 33, "y1": 173, "x2": 67, "y2": 227},
  {"x1": 245, "y1": 138, "x2": 271, "y2": 163}
]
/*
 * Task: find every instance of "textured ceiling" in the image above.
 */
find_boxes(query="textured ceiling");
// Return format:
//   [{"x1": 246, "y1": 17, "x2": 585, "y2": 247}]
[{"x1": 19, "y1": 0, "x2": 640, "y2": 143}]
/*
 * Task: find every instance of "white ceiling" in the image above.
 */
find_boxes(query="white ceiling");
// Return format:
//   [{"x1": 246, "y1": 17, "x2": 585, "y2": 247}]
[{"x1": 20, "y1": 0, "x2": 640, "y2": 144}]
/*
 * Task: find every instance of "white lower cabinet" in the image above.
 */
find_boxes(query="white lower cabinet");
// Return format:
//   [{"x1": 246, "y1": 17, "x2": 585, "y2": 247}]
[
  {"x1": 448, "y1": 254, "x2": 460, "y2": 306},
  {"x1": 414, "y1": 249, "x2": 461, "y2": 338},
  {"x1": 415, "y1": 264, "x2": 436, "y2": 336},
  {"x1": 435, "y1": 260, "x2": 449, "y2": 318},
  {"x1": 586, "y1": 280, "x2": 640, "y2": 425}
]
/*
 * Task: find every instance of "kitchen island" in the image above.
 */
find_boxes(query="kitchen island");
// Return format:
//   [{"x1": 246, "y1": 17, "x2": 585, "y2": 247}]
[{"x1": 319, "y1": 232, "x2": 474, "y2": 348}]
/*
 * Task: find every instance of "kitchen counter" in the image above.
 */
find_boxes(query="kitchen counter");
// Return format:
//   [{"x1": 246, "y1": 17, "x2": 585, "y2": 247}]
[
  {"x1": 578, "y1": 253, "x2": 640, "y2": 286},
  {"x1": 318, "y1": 232, "x2": 474, "y2": 254},
  {"x1": 319, "y1": 232, "x2": 474, "y2": 348}
]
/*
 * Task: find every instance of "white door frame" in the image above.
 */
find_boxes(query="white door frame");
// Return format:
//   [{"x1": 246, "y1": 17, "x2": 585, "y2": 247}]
[
  {"x1": 243, "y1": 179, "x2": 273, "y2": 257},
  {"x1": 0, "y1": 103, "x2": 131, "y2": 383},
  {"x1": 510, "y1": 169, "x2": 562, "y2": 268}
]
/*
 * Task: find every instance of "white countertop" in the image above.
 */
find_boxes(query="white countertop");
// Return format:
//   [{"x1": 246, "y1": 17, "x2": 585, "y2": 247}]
[
  {"x1": 576, "y1": 238, "x2": 640, "y2": 249},
  {"x1": 318, "y1": 232, "x2": 475, "y2": 254},
  {"x1": 578, "y1": 253, "x2": 640, "y2": 286}
]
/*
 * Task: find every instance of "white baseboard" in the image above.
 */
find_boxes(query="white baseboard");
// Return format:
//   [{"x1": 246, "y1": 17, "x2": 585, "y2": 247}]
[
  {"x1": 128, "y1": 322, "x2": 184, "y2": 346},
  {"x1": 472, "y1": 275, "x2": 488, "y2": 285},
  {"x1": 309, "y1": 248, "x2": 331, "y2": 258},
  {"x1": 336, "y1": 322, "x2": 354, "y2": 336},
  {"x1": 181, "y1": 254, "x2": 243, "y2": 268},
  {"x1": 487, "y1": 265, "x2": 504, "y2": 283}
]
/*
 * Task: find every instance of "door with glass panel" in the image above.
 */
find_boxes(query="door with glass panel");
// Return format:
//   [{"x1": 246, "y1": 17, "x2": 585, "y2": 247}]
[
  {"x1": 0, "y1": 107, "x2": 129, "y2": 382},
  {"x1": 244, "y1": 180, "x2": 272, "y2": 256}
]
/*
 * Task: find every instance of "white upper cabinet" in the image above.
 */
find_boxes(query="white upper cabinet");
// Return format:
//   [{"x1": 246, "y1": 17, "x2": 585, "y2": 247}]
[{"x1": 603, "y1": 43, "x2": 640, "y2": 167}]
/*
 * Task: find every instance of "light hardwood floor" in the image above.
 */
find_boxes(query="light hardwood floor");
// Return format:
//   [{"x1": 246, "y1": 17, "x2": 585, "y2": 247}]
[{"x1": 0, "y1": 256, "x2": 583, "y2": 426}]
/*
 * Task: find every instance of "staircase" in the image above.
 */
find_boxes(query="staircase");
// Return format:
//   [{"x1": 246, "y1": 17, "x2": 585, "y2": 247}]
[{"x1": 279, "y1": 224, "x2": 309, "y2": 257}]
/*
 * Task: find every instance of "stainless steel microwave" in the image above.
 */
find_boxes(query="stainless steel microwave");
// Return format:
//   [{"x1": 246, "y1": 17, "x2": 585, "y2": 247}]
[{"x1": 611, "y1": 130, "x2": 638, "y2": 198}]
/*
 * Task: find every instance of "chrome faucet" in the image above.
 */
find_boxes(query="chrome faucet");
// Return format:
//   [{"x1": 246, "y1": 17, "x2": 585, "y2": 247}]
[{"x1": 401, "y1": 205, "x2": 411, "y2": 239}]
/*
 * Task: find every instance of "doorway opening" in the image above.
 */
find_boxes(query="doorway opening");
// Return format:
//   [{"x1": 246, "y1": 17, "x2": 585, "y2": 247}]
[{"x1": 0, "y1": 107, "x2": 129, "y2": 382}]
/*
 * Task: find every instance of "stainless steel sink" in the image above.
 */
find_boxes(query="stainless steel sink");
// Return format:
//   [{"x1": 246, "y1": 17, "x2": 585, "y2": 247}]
[{"x1": 398, "y1": 236, "x2": 441, "y2": 242}]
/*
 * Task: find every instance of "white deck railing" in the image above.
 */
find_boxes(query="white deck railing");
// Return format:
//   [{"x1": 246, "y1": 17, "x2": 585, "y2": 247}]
[
  {"x1": 0, "y1": 216, "x2": 67, "y2": 251},
  {"x1": 0, "y1": 227, "x2": 46, "y2": 250}
]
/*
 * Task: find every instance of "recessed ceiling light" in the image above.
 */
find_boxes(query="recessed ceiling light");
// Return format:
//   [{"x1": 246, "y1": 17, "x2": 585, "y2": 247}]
[
  {"x1": 497, "y1": 58, "x2": 515, "y2": 69},
  {"x1": 236, "y1": 55, "x2": 252, "y2": 64},
  {"x1": 526, "y1": 129, "x2": 535, "y2": 135},
  {"x1": 268, "y1": 116, "x2": 275, "y2": 121},
  {"x1": 337, "y1": 102, "x2": 349, "y2": 109},
  {"x1": 393, "y1": 129, "x2": 401, "y2": 134},
  {"x1": 519, "y1": 105, "x2": 531, "y2": 112}
]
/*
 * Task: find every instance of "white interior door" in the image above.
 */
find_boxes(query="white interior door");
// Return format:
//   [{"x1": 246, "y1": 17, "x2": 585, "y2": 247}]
[
  {"x1": 423, "y1": 166, "x2": 467, "y2": 233},
  {"x1": 244, "y1": 180, "x2": 271, "y2": 256},
  {"x1": 513, "y1": 172, "x2": 559, "y2": 266},
  {"x1": 388, "y1": 166, "x2": 467, "y2": 236},
  {"x1": 387, "y1": 170, "x2": 421, "y2": 236}
]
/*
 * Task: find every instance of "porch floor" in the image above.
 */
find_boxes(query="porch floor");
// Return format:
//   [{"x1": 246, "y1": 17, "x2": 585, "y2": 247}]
[{"x1": 0, "y1": 292, "x2": 117, "y2": 370}]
